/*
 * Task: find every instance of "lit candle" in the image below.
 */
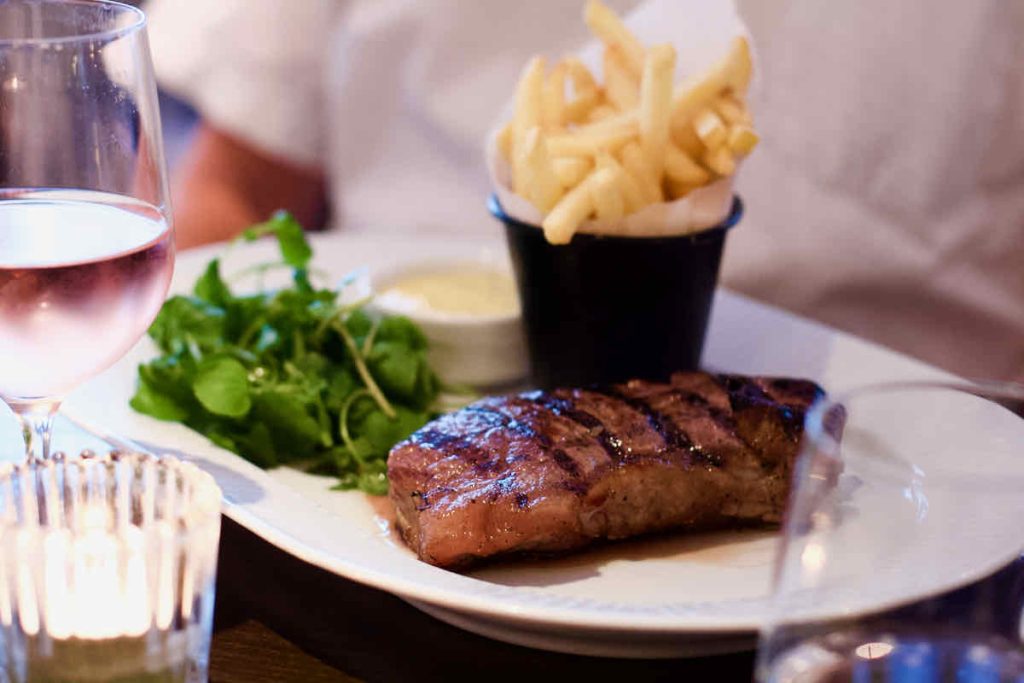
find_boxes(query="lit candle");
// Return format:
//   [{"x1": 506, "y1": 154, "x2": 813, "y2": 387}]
[
  {"x1": 0, "y1": 453, "x2": 221, "y2": 682},
  {"x1": 32, "y1": 508, "x2": 151, "y2": 640}
]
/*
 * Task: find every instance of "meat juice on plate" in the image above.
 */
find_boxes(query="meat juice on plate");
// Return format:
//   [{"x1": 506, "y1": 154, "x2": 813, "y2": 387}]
[
  {"x1": 764, "y1": 632, "x2": 1024, "y2": 682},
  {"x1": 0, "y1": 191, "x2": 173, "y2": 400}
]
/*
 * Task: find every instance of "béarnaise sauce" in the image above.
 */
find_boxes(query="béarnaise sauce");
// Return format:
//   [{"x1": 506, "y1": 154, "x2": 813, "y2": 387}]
[{"x1": 376, "y1": 266, "x2": 519, "y2": 318}]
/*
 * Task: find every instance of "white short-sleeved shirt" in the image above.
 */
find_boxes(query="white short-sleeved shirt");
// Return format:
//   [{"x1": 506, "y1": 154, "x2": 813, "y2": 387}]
[{"x1": 146, "y1": 0, "x2": 1024, "y2": 380}]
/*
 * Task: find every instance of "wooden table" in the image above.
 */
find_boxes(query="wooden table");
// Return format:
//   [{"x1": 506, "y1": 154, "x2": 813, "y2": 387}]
[{"x1": 208, "y1": 516, "x2": 757, "y2": 683}]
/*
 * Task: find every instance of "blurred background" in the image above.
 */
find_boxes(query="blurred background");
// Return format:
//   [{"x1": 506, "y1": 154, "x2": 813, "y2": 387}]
[{"x1": 135, "y1": 0, "x2": 1023, "y2": 383}]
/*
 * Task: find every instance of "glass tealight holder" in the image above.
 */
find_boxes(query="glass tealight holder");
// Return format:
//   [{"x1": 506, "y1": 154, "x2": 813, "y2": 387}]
[{"x1": 0, "y1": 451, "x2": 222, "y2": 683}]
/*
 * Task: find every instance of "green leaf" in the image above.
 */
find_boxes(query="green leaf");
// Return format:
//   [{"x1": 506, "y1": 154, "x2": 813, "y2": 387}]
[
  {"x1": 233, "y1": 422, "x2": 278, "y2": 468},
  {"x1": 225, "y1": 294, "x2": 269, "y2": 344},
  {"x1": 193, "y1": 259, "x2": 231, "y2": 306},
  {"x1": 326, "y1": 445, "x2": 354, "y2": 473},
  {"x1": 274, "y1": 214, "x2": 313, "y2": 269},
  {"x1": 206, "y1": 430, "x2": 239, "y2": 453},
  {"x1": 376, "y1": 315, "x2": 428, "y2": 351},
  {"x1": 137, "y1": 354, "x2": 198, "y2": 412},
  {"x1": 344, "y1": 309, "x2": 373, "y2": 339},
  {"x1": 362, "y1": 407, "x2": 428, "y2": 454},
  {"x1": 292, "y1": 351, "x2": 329, "y2": 377},
  {"x1": 412, "y1": 361, "x2": 441, "y2": 409},
  {"x1": 148, "y1": 296, "x2": 226, "y2": 353},
  {"x1": 332, "y1": 459, "x2": 389, "y2": 495},
  {"x1": 346, "y1": 436, "x2": 377, "y2": 463},
  {"x1": 193, "y1": 357, "x2": 252, "y2": 417},
  {"x1": 344, "y1": 391, "x2": 378, "y2": 431},
  {"x1": 244, "y1": 211, "x2": 312, "y2": 270},
  {"x1": 129, "y1": 376, "x2": 188, "y2": 422},
  {"x1": 368, "y1": 342, "x2": 420, "y2": 400},
  {"x1": 252, "y1": 389, "x2": 321, "y2": 459},
  {"x1": 324, "y1": 367, "x2": 358, "y2": 412}
]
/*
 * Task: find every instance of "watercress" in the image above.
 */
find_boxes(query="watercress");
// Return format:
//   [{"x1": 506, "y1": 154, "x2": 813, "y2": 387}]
[{"x1": 130, "y1": 212, "x2": 439, "y2": 495}]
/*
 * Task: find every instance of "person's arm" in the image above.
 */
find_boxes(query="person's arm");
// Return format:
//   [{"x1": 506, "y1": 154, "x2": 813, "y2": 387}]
[{"x1": 171, "y1": 124, "x2": 329, "y2": 249}]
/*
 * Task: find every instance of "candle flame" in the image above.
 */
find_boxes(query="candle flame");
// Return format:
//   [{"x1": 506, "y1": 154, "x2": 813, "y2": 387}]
[{"x1": 17, "y1": 505, "x2": 155, "y2": 641}]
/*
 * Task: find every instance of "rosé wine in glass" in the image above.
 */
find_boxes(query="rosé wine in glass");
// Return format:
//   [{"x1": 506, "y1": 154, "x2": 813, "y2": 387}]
[{"x1": 0, "y1": 191, "x2": 173, "y2": 400}]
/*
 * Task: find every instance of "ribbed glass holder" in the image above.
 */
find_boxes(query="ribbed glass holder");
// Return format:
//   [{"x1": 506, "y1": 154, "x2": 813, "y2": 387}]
[{"x1": 0, "y1": 451, "x2": 221, "y2": 683}]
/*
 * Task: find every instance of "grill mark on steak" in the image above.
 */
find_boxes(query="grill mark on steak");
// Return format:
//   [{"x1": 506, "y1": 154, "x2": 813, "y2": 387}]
[
  {"x1": 552, "y1": 448, "x2": 582, "y2": 477},
  {"x1": 561, "y1": 479, "x2": 588, "y2": 496},
  {"x1": 412, "y1": 429, "x2": 491, "y2": 467},
  {"x1": 411, "y1": 422, "x2": 500, "y2": 477},
  {"x1": 463, "y1": 404, "x2": 552, "y2": 447},
  {"x1": 717, "y1": 374, "x2": 803, "y2": 440},
  {"x1": 595, "y1": 386, "x2": 722, "y2": 468},
  {"x1": 768, "y1": 378, "x2": 826, "y2": 405},
  {"x1": 521, "y1": 390, "x2": 627, "y2": 463},
  {"x1": 418, "y1": 401, "x2": 581, "y2": 491},
  {"x1": 672, "y1": 389, "x2": 738, "y2": 433},
  {"x1": 677, "y1": 390, "x2": 709, "y2": 407}
]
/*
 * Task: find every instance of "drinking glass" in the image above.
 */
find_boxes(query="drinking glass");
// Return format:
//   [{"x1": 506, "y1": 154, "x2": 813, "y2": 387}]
[
  {"x1": 0, "y1": 450, "x2": 222, "y2": 682},
  {"x1": 757, "y1": 381, "x2": 1024, "y2": 682},
  {"x1": 0, "y1": 1, "x2": 174, "y2": 460}
]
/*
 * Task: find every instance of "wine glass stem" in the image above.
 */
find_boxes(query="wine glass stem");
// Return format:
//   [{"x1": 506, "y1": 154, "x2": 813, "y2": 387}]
[{"x1": 8, "y1": 399, "x2": 61, "y2": 461}]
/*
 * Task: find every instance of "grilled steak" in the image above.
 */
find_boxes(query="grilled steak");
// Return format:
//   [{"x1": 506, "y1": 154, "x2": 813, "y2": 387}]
[{"x1": 387, "y1": 372, "x2": 824, "y2": 568}]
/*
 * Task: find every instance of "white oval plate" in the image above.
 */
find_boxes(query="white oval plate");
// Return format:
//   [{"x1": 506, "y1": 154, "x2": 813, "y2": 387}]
[{"x1": 39, "y1": 233, "x2": 1018, "y2": 659}]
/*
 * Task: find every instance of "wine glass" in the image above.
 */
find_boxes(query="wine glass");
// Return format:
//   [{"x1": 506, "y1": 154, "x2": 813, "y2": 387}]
[
  {"x1": 757, "y1": 381, "x2": 1024, "y2": 682},
  {"x1": 0, "y1": 0, "x2": 173, "y2": 460}
]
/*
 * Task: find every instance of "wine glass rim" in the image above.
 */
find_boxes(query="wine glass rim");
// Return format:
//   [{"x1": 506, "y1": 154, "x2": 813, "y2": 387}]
[
  {"x1": 0, "y1": 0, "x2": 146, "y2": 48},
  {"x1": 803, "y1": 378, "x2": 1024, "y2": 459}
]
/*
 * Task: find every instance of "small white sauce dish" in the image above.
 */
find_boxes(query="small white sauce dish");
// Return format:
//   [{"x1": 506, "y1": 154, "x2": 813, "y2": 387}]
[{"x1": 368, "y1": 254, "x2": 528, "y2": 388}]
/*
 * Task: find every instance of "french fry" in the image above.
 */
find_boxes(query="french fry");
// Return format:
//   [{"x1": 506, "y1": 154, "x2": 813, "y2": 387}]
[
  {"x1": 552, "y1": 156, "x2": 594, "y2": 188},
  {"x1": 670, "y1": 36, "x2": 753, "y2": 137},
  {"x1": 542, "y1": 62, "x2": 567, "y2": 130},
  {"x1": 596, "y1": 153, "x2": 645, "y2": 214},
  {"x1": 619, "y1": 141, "x2": 662, "y2": 203},
  {"x1": 727, "y1": 124, "x2": 760, "y2": 156},
  {"x1": 694, "y1": 108, "x2": 727, "y2": 150},
  {"x1": 671, "y1": 117, "x2": 705, "y2": 158},
  {"x1": 664, "y1": 142, "x2": 711, "y2": 185},
  {"x1": 564, "y1": 90, "x2": 600, "y2": 124},
  {"x1": 496, "y1": 122, "x2": 514, "y2": 163},
  {"x1": 724, "y1": 36, "x2": 753, "y2": 92},
  {"x1": 572, "y1": 111, "x2": 638, "y2": 137},
  {"x1": 515, "y1": 127, "x2": 564, "y2": 212},
  {"x1": 603, "y1": 46, "x2": 639, "y2": 111},
  {"x1": 590, "y1": 167, "x2": 625, "y2": 221},
  {"x1": 666, "y1": 177, "x2": 697, "y2": 201},
  {"x1": 639, "y1": 43, "x2": 676, "y2": 178},
  {"x1": 702, "y1": 145, "x2": 736, "y2": 176},
  {"x1": 564, "y1": 58, "x2": 600, "y2": 123},
  {"x1": 512, "y1": 56, "x2": 545, "y2": 148},
  {"x1": 511, "y1": 56, "x2": 546, "y2": 192},
  {"x1": 714, "y1": 94, "x2": 751, "y2": 126},
  {"x1": 542, "y1": 171, "x2": 600, "y2": 244},
  {"x1": 586, "y1": 104, "x2": 619, "y2": 123},
  {"x1": 546, "y1": 126, "x2": 636, "y2": 157},
  {"x1": 566, "y1": 57, "x2": 598, "y2": 93},
  {"x1": 584, "y1": 0, "x2": 645, "y2": 76}
]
